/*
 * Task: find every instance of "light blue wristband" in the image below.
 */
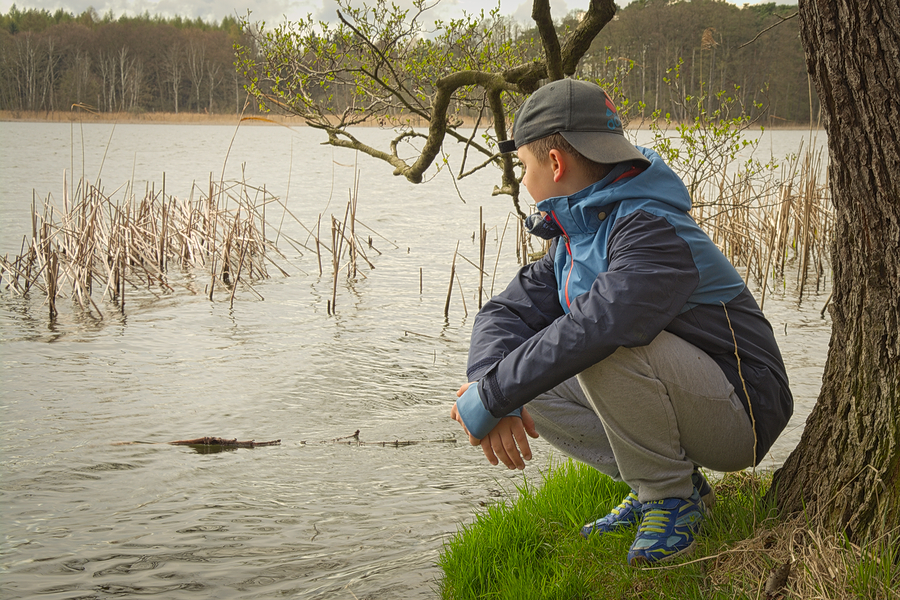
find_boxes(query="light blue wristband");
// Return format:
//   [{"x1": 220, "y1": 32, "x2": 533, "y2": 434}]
[{"x1": 456, "y1": 384, "x2": 521, "y2": 439}]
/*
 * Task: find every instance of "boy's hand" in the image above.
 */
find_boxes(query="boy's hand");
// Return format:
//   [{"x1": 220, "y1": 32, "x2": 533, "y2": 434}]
[
  {"x1": 452, "y1": 382, "x2": 539, "y2": 470},
  {"x1": 479, "y1": 412, "x2": 539, "y2": 470}
]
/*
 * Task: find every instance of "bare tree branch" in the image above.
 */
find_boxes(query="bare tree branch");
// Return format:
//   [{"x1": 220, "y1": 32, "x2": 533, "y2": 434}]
[
  {"x1": 236, "y1": 0, "x2": 619, "y2": 207},
  {"x1": 561, "y1": 0, "x2": 617, "y2": 75},
  {"x1": 739, "y1": 11, "x2": 799, "y2": 49},
  {"x1": 532, "y1": 0, "x2": 563, "y2": 81}
]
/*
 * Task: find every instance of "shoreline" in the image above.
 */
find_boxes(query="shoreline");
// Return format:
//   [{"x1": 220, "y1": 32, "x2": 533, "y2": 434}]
[{"x1": 0, "y1": 110, "x2": 822, "y2": 131}]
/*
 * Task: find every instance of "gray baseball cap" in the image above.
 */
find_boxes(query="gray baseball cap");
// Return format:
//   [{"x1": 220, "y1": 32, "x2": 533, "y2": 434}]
[{"x1": 498, "y1": 78, "x2": 650, "y2": 166}]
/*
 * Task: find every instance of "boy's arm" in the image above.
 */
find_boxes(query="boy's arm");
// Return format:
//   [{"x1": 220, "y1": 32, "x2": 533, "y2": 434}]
[
  {"x1": 466, "y1": 241, "x2": 565, "y2": 382},
  {"x1": 477, "y1": 210, "x2": 702, "y2": 418}
]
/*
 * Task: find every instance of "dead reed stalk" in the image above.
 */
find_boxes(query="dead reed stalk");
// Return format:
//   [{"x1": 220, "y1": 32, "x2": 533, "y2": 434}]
[
  {"x1": 478, "y1": 206, "x2": 486, "y2": 309},
  {"x1": 323, "y1": 173, "x2": 383, "y2": 315},
  {"x1": 444, "y1": 241, "x2": 459, "y2": 319}
]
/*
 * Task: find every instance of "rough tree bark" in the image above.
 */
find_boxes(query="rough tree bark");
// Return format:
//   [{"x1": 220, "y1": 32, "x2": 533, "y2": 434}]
[{"x1": 772, "y1": 0, "x2": 900, "y2": 542}]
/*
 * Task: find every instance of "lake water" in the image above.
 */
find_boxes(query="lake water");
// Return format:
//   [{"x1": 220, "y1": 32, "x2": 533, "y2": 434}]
[{"x1": 0, "y1": 121, "x2": 830, "y2": 598}]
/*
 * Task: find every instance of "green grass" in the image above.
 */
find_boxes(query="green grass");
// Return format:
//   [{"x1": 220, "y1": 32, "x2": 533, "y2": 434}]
[{"x1": 438, "y1": 460, "x2": 899, "y2": 599}]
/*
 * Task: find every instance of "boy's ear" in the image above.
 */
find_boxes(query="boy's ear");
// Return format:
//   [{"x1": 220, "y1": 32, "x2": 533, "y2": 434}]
[{"x1": 548, "y1": 148, "x2": 567, "y2": 183}]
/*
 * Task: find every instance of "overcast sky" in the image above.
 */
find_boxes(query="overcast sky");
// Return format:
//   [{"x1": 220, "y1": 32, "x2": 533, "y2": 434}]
[{"x1": 2, "y1": 0, "x2": 797, "y2": 27}]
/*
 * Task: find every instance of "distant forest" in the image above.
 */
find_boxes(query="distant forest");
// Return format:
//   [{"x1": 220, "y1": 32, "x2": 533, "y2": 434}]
[
  {"x1": 0, "y1": 6, "x2": 247, "y2": 114},
  {"x1": 0, "y1": 1, "x2": 814, "y2": 124}
]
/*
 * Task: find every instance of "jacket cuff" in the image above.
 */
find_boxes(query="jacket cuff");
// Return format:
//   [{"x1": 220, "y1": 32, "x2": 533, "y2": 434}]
[
  {"x1": 466, "y1": 357, "x2": 501, "y2": 382},
  {"x1": 456, "y1": 384, "x2": 521, "y2": 439}
]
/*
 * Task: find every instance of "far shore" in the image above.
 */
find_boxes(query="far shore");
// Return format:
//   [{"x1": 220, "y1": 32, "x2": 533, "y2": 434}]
[
  {"x1": 0, "y1": 110, "x2": 315, "y2": 126},
  {"x1": 1, "y1": 109, "x2": 820, "y2": 131}
]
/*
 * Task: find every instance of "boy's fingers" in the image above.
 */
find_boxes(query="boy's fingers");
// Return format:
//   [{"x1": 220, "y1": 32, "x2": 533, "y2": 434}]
[
  {"x1": 521, "y1": 408, "x2": 540, "y2": 438},
  {"x1": 480, "y1": 438, "x2": 500, "y2": 466},
  {"x1": 503, "y1": 437, "x2": 525, "y2": 470},
  {"x1": 512, "y1": 425, "x2": 533, "y2": 463},
  {"x1": 492, "y1": 435, "x2": 517, "y2": 469}
]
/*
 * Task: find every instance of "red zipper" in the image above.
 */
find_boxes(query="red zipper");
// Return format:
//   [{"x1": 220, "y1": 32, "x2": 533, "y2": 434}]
[
  {"x1": 612, "y1": 165, "x2": 644, "y2": 184},
  {"x1": 550, "y1": 210, "x2": 574, "y2": 309}
]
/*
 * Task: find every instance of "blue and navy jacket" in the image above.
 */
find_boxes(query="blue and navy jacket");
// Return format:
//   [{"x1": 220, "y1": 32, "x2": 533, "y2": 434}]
[{"x1": 460, "y1": 147, "x2": 792, "y2": 465}]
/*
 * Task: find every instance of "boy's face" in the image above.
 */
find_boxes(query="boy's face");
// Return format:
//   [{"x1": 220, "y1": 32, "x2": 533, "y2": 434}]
[{"x1": 518, "y1": 145, "x2": 558, "y2": 205}]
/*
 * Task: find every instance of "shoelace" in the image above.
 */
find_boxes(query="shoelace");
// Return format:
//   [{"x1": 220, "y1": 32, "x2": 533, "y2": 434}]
[
  {"x1": 637, "y1": 504, "x2": 672, "y2": 534},
  {"x1": 607, "y1": 492, "x2": 640, "y2": 517}
]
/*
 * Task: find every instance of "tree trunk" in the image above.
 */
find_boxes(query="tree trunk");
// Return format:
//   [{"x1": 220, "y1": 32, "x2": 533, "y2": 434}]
[{"x1": 772, "y1": 0, "x2": 900, "y2": 543}]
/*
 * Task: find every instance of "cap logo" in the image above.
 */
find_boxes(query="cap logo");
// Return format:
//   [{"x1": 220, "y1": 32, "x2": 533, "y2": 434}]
[{"x1": 604, "y1": 92, "x2": 622, "y2": 131}]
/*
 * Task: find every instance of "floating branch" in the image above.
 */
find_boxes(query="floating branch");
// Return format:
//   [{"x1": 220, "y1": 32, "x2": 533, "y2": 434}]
[{"x1": 300, "y1": 429, "x2": 458, "y2": 447}]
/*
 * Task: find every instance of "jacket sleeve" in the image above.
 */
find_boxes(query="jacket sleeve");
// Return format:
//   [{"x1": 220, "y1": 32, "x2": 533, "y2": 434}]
[
  {"x1": 476, "y1": 209, "x2": 701, "y2": 417},
  {"x1": 466, "y1": 239, "x2": 566, "y2": 382}
]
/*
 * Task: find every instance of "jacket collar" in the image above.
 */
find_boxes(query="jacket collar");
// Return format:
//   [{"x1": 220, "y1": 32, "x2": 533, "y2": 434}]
[{"x1": 535, "y1": 162, "x2": 638, "y2": 235}]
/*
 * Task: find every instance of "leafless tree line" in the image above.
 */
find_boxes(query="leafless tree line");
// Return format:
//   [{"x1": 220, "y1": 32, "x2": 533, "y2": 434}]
[
  {"x1": 1, "y1": 2, "x2": 813, "y2": 124},
  {"x1": 0, "y1": 13, "x2": 248, "y2": 114}
]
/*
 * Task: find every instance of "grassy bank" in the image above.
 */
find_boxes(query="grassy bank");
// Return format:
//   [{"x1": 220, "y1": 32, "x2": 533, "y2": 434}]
[{"x1": 438, "y1": 460, "x2": 898, "y2": 599}]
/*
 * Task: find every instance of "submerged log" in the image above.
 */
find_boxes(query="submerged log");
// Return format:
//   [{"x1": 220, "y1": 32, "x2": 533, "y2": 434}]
[
  {"x1": 116, "y1": 432, "x2": 455, "y2": 448},
  {"x1": 168, "y1": 437, "x2": 281, "y2": 448}
]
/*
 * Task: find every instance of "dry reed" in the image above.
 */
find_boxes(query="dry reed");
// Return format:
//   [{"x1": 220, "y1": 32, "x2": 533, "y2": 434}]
[
  {"x1": 0, "y1": 173, "x2": 297, "y2": 317},
  {"x1": 0, "y1": 160, "x2": 392, "y2": 316},
  {"x1": 690, "y1": 144, "x2": 832, "y2": 307},
  {"x1": 324, "y1": 171, "x2": 383, "y2": 315}
]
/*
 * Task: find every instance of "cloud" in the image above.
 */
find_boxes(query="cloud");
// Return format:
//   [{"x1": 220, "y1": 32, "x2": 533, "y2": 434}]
[
  {"x1": 0, "y1": 0, "x2": 323, "y2": 24},
  {"x1": 1, "y1": 0, "x2": 799, "y2": 26},
  {"x1": 0, "y1": 0, "x2": 574, "y2": 26}
]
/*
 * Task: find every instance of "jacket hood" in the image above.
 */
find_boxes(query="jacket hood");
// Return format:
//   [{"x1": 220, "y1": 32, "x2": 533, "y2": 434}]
[{"x1": 535, "y1": 147, "x2": 691, "y2": 235}]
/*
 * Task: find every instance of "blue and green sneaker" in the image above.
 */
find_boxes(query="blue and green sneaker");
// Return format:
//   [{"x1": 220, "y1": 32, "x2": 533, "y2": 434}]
[
  {"x1": 626, "y1": 487, "x2": 706, "y2": 566},
  {"x1": 580, "y1": 490, "x2": 642, "y2": 538}
]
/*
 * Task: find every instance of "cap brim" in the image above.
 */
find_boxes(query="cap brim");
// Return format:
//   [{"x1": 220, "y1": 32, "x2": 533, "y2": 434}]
[
  {"x1": 560, "y1": 131, "x2": 651, "y2": 166},
  {"x1": 497, "y1": 139, "x2": 517, "y2": 154}
]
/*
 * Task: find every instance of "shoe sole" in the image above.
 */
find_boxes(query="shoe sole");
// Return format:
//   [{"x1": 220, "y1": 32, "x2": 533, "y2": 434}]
[{"x1": 628, "y1": 539, "x2": 697, "y2": 567}]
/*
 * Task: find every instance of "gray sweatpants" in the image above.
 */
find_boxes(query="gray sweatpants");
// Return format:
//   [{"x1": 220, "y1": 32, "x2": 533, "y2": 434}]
[{"x1": 527, "y1": 330, "x2": 756, "y2": 502}]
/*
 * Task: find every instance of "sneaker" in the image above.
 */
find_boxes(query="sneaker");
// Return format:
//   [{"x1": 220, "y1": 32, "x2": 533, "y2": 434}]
[
  {"x1": 626, "y1": 488, "x2": 706, "y2": 566},
  {"x1": 692, "y1": 467, "x2": 716, "y2": 510},
  {"x1": 580, "y1": 490, "x2": 642, "y2": 538}
]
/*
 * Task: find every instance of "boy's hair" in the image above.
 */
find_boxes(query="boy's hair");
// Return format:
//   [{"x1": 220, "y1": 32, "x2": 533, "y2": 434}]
[{"x1": 526, "y1": 133, "x2": 613, "y2": 182}]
